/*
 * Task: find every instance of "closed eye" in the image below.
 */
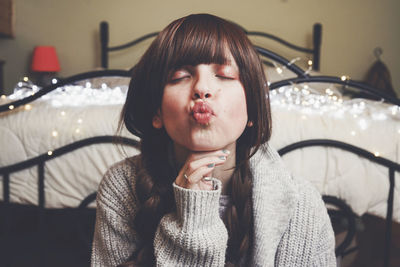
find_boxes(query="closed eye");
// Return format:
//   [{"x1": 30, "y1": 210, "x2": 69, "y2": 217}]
[
  {"x1": 169, "y1": 69, "x2": 191, "y2": 83},
  {"x1": 170, "y1": 75, "x2": 190, "y2": 83},
  {"x1": 216, "y1": 75, "x2": 235, "y2": 80}
]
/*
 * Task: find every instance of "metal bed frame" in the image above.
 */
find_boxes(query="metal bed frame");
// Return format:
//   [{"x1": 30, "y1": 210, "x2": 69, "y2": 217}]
[
  {"x1": 100, "y1": 21, "x2": 322, "y2": 71},
  {"x1": 1, "y1": 22, "x2": 399, "y2": 265}
]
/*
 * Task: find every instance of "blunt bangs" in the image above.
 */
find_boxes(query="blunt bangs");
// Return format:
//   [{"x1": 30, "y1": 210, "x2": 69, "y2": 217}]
[{"x1": 164, "y1": 15, "x2": 239, "y2": 73}]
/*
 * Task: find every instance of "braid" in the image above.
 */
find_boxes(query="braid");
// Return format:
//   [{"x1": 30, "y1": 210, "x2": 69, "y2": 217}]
[
  {"x1": 127, "y1": 134, "x2": 176, "y2": 266},
  {"x1": 223, "y1": 139, "x2": 254, "y2": 266},
  {"x1": 224, "y1": 162, "x2": 253, "y2": 265}
]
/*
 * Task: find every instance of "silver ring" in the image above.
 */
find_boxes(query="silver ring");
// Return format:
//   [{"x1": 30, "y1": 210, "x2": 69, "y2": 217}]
[{"x1": 183, "y1": 173, "x2": 189, "y2": 180}]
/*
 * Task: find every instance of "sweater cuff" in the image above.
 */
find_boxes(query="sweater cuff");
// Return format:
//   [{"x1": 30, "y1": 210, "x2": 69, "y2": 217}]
[{"x1": 173, "y1": 179, "x2": 222, "y2": 231}]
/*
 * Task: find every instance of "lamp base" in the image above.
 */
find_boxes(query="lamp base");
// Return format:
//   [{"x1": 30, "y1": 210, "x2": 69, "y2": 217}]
[{"x1": 36, "y1": 72, "x2": 56, "y2": 88}]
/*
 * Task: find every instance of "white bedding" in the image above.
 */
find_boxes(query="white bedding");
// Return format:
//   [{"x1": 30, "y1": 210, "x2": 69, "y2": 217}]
[
  {"x1": 0, "y1": 76, "x2": 399, "y2": 223},
  {"x1": 0, "y1": 83, "x2": 139, "y2": 208}
]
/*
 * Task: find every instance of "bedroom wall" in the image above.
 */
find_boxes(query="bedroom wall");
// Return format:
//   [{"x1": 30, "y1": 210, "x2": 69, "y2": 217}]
[{"x1": 0, "y1": 0, "x2": 399, "y2": 96}]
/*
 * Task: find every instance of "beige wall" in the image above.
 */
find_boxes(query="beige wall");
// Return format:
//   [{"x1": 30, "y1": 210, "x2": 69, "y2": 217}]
[{"x1": 0, "y1": 0, "x2": 399, "y2": 95}]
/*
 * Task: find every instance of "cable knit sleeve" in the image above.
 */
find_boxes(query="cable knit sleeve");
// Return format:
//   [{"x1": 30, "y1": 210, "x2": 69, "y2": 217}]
[
  {"x1": 310, "y1": 194, "x2": 337, "y2": 267},
  {"x1": 274, "y1": 178, "x2": 336, "y2": 267},
  {"x1": 91, "y1": 160, "x2": 140, "y2": 267},
  {"x1": 153, "y1": 179, "x2": 228, "y2": 267}
]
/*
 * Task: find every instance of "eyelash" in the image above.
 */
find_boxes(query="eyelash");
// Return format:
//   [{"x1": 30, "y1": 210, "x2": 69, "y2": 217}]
[
  {"x1": 170, "y1": 75, "x2": 190, "y2": 83},
  {"x1": 169, "y1": 72, "x2": 235, "y2": 83},
  {"x1": 216, "y1": 75, "x2": 234, "y2": 80}
]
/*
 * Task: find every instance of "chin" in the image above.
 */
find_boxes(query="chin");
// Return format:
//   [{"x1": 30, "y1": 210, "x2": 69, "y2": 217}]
[
  {"x1": 187, "y1": 144, "x2": 222, "y2": 152},
  {"x1": 186, "y1": 139, "x2": 234, "y2": 152}
]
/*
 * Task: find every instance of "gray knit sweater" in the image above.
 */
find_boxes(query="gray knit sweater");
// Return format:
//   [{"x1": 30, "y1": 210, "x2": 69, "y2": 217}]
[{"x1": 91, "y1": 144, "x2": 336, "y2": 266}]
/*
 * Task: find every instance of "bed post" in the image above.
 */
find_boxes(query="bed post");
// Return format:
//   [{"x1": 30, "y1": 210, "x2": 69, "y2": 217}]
[
  {"x1": 100, "y1": 21, "x2": 109, "y2": 69},
  {"x1": 313, "y1": 23, "x2": 322, "y2": 71}
]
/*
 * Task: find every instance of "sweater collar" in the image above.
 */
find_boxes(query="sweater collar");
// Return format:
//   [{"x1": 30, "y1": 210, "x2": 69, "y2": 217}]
[{"x1": 250, "y1": 143, "x2": 298, "y2": 266}]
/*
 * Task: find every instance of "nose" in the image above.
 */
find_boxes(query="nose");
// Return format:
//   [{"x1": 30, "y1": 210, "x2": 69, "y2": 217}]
[
  {"x1": 192, "y1": 71, "x2": 213, "y2": 100},
  {"x1": 193, "y1": 91, "x2": 212, "y2": 99}
]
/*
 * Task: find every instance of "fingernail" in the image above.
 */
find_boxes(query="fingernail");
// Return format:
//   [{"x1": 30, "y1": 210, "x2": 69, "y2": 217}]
[
  {"x1": 207, "y1": 163, "x2": 215, "y2": 168},
  {"x1": 222, "y1": 149, "x2": 230, "y2": 154},
  {"x1": 219, "y1": 156, "x2": 226, "y2": 160}
]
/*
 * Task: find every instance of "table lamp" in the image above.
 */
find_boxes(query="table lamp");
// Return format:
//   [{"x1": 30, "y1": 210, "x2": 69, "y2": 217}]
[{"x1": 31, "y1": 46, "x2": 60, "y2": 87}]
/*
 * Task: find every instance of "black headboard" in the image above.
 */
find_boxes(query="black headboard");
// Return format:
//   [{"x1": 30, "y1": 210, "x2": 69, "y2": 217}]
[{"x1": 99, "y1": 21, "x2": 322, "y2": 71}]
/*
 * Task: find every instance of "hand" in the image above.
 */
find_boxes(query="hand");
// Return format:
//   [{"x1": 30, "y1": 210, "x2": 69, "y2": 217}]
[{"x1": 175, "y1": 150, "x2": 230, "y2": 191}]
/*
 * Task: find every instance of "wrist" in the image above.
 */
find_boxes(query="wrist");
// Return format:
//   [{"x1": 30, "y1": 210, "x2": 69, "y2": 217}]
[{"x1": 173, "y1": 179, "x2": 222, "y2": 230}]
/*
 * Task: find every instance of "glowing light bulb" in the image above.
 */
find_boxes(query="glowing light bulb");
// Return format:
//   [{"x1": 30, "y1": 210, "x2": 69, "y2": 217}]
[
  {"x1": 1, "y1": 95, "x2": 6, "y2": 99},
  {"x1": 374, "y1": 152, "x2": 380, "y2": 157},
  {"x1": 9, "y1": 105, "x2": 14, "y2": 110},
  {"x1": 77, "y1": 118, "x2": 83, "y2": 124},
  {"x1": 75, "y1": 128, "x2": 81, "y2": 134},
  {"x1": 23, "y1": 77, "x2": 29, "y2": 82},
  {"x1": 308, "y1": 60, "x2": 313, "y2": 66},
  {"x1": 101, "y1": 83, "x2": 107, "y2": 89},
  {"x1": 341, "y1": 75, "x2": 348, "y2": 81},
  {"x1": 350, "y1": 131, "x2": 356, "y2": 136},
  {"x1": 24, "y1": 104, "x2": 32, "y2": 110},
  {"x1": 276, "y1": 67, "x2": 283, "y2": 74},
  {"x1": 60, "y1": 111, "x2": 66, "y2": 116},
  {"x1": 358, "y1": 119, "x2": 368, "y2": 130},
  {"x1": 52, "y1": 130, "x2": 58, "y2": 137},
  {"x1": 52, "y1": 78, "x2": 58, "y2": 84},
  {"x1": 48, "y1": 151, "x2": 53, "y2": 156},
  {"x1": 325, "y1": 88, "x2": 333, "y2": 95}
]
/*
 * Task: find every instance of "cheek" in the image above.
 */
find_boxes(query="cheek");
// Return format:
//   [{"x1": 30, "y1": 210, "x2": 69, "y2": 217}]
[
  {"x1": 160, "y1": 92, "x2": 187, "y2": 123},
  {"x1": 223, "y1": 89, "x2": 248, "y2": 128}
]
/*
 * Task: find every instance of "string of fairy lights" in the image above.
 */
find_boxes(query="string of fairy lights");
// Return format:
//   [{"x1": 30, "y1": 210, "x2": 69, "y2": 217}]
[{"x1": 0, "y1": 60, "x2": 399, "y2": 158}]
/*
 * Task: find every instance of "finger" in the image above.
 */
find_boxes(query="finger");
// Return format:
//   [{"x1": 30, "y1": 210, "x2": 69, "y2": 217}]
[
  {"x1": 185, "y1": 155, "x2": 227, "y2": 176},
  {"x1": 198, "y1": 178, "x2": 214, "y2": 191},
  {"x1": 175, "y1": 149, "x2": 230, "y2": 190},
  {"x1": 186, "y1": 149, "x2": 230, "y2": 164},
  {"x1": 185, "y1": 164, "x2": 215, "y2": 184}
]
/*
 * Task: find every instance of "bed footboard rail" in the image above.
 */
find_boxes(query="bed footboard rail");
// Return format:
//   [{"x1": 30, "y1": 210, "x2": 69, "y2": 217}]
[
  {"x1": 278, "y1": 139, "x2": 400, "y2": 267},
  {"x1": 0, "y1": 135, "x2": 139, "y2": 264},
  {"x1": 0, "y1": 136, "x2": 139, "y2": 207}
]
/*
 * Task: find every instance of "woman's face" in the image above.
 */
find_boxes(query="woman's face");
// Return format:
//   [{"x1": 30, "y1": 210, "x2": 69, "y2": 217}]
[{"x1": 153, "y1": 54, "x2": 248, "y2": 153}]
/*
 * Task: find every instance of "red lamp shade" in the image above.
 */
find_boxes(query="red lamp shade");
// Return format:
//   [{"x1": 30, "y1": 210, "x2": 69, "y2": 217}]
[{"x1": 31, "y1": 46, "x2": 61, "y2": 72}]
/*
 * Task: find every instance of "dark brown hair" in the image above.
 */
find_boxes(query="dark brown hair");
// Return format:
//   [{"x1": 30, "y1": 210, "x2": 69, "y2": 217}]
[{"x1": 120, "y1": 13, "x2": 272, "y2": 266}]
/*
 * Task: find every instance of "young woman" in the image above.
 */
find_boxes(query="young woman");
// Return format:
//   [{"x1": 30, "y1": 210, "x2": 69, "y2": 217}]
[{"x1": 91, "y1": 14, "x2": 336, "y2": 267}]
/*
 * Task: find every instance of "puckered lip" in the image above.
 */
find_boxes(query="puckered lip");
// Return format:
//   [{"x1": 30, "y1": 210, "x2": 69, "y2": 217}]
[
  {"x1": 190, "y1": 101, "x2": 215, "y2": 124},
  {"x1": 191, "y1": 101, "x2": 215, "y2": 115}
]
